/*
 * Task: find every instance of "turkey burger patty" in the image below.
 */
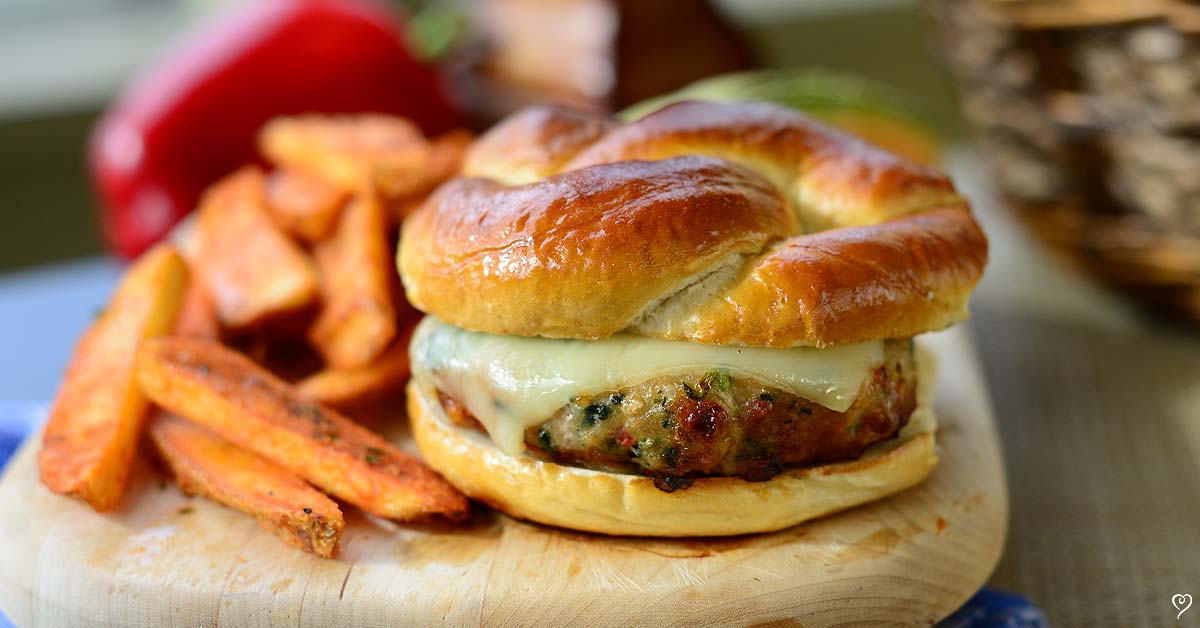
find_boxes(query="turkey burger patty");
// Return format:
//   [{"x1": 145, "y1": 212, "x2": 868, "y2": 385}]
[{"x1": 412, "y1": 317, "x2": 916, "y2": 492}]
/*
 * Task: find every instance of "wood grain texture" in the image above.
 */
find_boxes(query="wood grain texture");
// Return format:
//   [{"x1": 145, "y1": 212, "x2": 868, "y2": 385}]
[{"x1": 0, "y1": 326, "x2": 1006, "y2": 627}]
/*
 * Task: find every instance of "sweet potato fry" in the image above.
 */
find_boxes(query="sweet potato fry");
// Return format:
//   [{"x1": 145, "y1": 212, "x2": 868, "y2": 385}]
[
  {"x1": 173, "y1": 274, "x2": 220, "y2": 340},
  {"x1": 193, "y1": 168, "x2": 319, "y2": 331},
  {"x1": 149, "y1": 414, "x2": 344, "y2": 557},
  {"x1": 159, "y1": 271, "x2": 344, "y2": 555},
  {"x1": 298, "y1": 325, "x2": 414, "y2": 410},
  {"x1": 259, "y1": 114, "x2": 428, "y2": 190},
  {"x1": 264, "y1": 168, "x2": 348, "y2": 243},
  {"x1": 39, "y1": 245, "x2": 188, "y2": 511},
  {"x1": 259, "y1": 115, "x2": 467, "y2": 205},
  {"x1": 309, "y1": 191, "x2": 397, "y2": 369},
  {"x1": 427, "y1": 130, "x2": 472, "y2": 181},
  {"x1": 371, "y1": 128, "x2": 470, "y2": 203},
  {"x1": 136, "y1": 337, "x2": 469, "y2": 521},
  {"x1": 387, "y1": 129, "x2": 473, "y2": 221}
]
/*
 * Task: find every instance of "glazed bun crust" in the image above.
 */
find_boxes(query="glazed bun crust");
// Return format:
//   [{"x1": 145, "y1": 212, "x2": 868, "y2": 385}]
[
  {"x1": 401, "y1": 157, "x2": 793, "y2": 342},
  {"x1": 400, "y1": 101, "x2": 987, "y2": 347},
  {"x1": 406, "y1": 344, "x2": 939, "y2": 537}
]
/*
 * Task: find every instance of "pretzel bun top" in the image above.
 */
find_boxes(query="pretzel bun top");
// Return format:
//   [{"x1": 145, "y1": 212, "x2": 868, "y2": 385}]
[{"x1": 399, "y1": 101, "x2": 987, "y2": 347}]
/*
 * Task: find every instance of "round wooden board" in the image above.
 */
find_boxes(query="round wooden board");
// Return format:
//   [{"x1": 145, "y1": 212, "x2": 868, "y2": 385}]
[{"x1": 0, "y1": 327, "x2": 1006, "y2": 628}]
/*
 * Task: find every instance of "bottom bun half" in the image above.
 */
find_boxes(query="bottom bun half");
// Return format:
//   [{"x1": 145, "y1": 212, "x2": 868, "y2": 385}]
[{"x1": 407, "y1": 348, "x2": 939, "y2": 537}]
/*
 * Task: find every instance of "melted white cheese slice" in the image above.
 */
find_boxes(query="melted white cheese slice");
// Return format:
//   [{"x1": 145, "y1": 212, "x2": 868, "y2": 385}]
[{"x1": 410, "y1": 317, "x2": 885, "y2": 456}]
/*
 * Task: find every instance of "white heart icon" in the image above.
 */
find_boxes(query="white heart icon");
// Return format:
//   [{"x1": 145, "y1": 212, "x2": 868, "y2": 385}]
[{"x1": 1173, "y1": 593, "x2": 1192, "y2": 619}]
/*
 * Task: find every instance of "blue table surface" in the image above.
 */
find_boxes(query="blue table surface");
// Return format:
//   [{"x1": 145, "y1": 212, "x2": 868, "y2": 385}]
[
  {"x1": 0, "y1": 259, "x2": 1045, "y2": 628},
  {"x1": 0, "y1": 258, "x2": 123, "y2": 402}
]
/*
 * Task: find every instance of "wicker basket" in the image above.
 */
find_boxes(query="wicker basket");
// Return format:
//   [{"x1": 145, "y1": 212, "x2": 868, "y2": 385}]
[{"x1": 924, "y1": 0, "x2": 1200, "y2": 321}]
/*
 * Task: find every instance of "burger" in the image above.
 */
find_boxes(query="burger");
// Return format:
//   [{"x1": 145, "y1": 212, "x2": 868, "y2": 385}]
[{"x1": 399, "y1": 101, "x2": 987, "y2": 536}]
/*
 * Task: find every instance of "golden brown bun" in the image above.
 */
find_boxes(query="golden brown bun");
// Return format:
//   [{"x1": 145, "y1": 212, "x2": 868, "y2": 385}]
[
  {"x1": 399, "y1": 101, "x2": 987, "y2": 347},
  {"x1": 406, "y1": 347, "x2": 939, "y2": 537}
]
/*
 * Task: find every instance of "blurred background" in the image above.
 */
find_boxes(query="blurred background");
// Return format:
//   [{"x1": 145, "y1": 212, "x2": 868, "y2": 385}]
[
  {"x1": 0, "y1": 0, "x2": 964, "y2": 271},
  {"x1": 1, "y1": 0, "x2": 1199, "y2": 626}
]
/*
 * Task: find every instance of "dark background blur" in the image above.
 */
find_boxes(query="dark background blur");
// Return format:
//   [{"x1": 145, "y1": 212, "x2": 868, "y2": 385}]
[{"x1": 0, "y1": 0, "x2": 965, "y2": 272}]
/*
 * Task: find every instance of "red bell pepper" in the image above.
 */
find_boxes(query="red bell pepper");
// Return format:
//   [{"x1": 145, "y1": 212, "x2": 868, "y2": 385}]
[{"x1": 90, "y1": 0, "x2": 458, "y2": 258}]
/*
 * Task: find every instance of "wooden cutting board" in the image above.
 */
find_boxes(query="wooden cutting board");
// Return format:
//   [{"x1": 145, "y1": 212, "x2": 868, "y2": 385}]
[{"x1": 0, "y1": 326, "x2": 1006, "y2": 627}]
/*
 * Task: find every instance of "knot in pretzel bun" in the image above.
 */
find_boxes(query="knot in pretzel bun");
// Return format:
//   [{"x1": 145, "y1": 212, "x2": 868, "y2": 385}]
[{"x1": 399, "y1": 101, "x2": 987, "y2": 347}]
